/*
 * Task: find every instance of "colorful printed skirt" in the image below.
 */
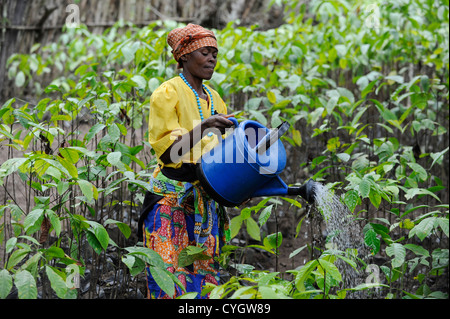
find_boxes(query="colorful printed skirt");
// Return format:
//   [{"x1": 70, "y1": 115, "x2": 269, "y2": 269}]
[{"x1": 142, "y1": 196, "x2": 222, "y2": 299}]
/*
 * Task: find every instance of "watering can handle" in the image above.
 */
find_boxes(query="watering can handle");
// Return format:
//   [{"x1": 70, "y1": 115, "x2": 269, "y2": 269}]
[
  {"x1": 228, "y1": 116, "x2": 239, "y2": 128},
  {"x1": 255, "y1": 121, "x2": 290, "y2": 154},
  {"x1": 218, "y1": 117, "x2": 238, "y2": 140}
]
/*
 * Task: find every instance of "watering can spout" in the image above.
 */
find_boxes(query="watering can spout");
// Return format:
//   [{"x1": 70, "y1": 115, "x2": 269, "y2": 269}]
[
  {"x1": 287, "y1": 180, "x2": 317, "y2": 204},
  {"x1": 251, "y1": 178, "x2": 317, "y2": 204}
]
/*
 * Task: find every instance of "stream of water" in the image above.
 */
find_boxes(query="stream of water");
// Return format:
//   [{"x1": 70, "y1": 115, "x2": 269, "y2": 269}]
[{"x1": 312, "y1": 182, "x2": 370, "y2": 298}]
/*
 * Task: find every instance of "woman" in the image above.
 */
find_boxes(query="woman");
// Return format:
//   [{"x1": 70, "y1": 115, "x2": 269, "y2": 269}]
[{"x1": 138, "y1": 24, "x2": 234, "y2": 299}]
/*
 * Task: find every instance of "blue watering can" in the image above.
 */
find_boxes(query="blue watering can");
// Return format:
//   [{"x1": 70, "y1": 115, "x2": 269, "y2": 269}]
[{"x1": 196, "y1": 117, "x2": 316, "y2": 207}]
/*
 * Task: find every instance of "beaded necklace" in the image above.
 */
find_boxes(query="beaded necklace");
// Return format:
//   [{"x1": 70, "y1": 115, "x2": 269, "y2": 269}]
[{"x1": 180, "y1": 73, "x2": 215, "y2": 137}]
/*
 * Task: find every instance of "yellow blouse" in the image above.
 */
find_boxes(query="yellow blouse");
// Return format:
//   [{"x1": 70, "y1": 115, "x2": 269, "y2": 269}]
[{"x1": 148, "y1": 76, "x2": 227, "y2": 168}]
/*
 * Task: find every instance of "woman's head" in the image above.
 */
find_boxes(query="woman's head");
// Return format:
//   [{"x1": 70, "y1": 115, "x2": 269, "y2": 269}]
[{"x1": 167, "y1": 24, "x2": 218, "y2": 78}]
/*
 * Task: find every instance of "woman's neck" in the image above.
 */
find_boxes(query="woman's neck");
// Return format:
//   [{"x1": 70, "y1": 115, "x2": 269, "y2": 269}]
[{"x1": 181, "y1": 71, "x2": 204, "y2": 97}]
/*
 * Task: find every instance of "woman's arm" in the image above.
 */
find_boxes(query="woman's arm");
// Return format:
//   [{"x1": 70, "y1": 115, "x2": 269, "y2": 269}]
[{"x1": 159, "y1": 113, "x2": 235, "y2": 165}]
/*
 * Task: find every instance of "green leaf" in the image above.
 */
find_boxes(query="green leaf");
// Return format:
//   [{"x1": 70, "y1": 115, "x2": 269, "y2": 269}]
[
  {"x1": 336, "y1": 152, "x2": 350, "y2": 162},
  {"x1": 85, "y1": 221, "x2": 109, "y2": 251},
  {"x1": 240, "y1": 207, "x2": 251, "y2": 220},
  {"x1": 122, "y1": 255, "x2": 145, "y2": 276},
  {"x1": 149, "y1": 265, "x2": 175, "y2": 297},
  {"x1": 281, "y1": 197, "x2": 303, "y2": 209},
  {"x1": 430, "y1": 147, "x2": 449, "y2": 169},
  {"x1": 0, "y1": 158, "x2": 28, "y2": 179},
  {"x1": 94, "y1": 99, "x2": 108, "y2": 112},
  {"x1": 85, "y1": 123, "x2": 105, "y2": 142},
  {"x1": 59, "y1": 148, "x2": 80, "y2": 164},
  {"x1": 249, "y1": 110, "x2": 267, "y2": 126},
  {"x1": 130, "y1": 75, "x2": 147, "y2": 89},
  {"x1": 437, "y1": 217, "x2": 449, "y2": 237},
  {"x1": 121, "y1": 41, "x2": 139, "y2": 64},
  {"x1": 259, "y1": 286, "x2": 287, "y2": 299},
  {"x1": 164, "y1": 271, "x2": 187, "y2": 295},
  {"x1": 292, "y1": 129, "x2": 302, "y2": 146},
  {"x1": 107, "y1": 151, "x2": 124, "y2": 168},
  {"x1": 245, "y1": 217, "x2": 261, "y2": 241},
  {"x1": 371, "y1": 99, "x2": 396, "y2": 121},
  {"x1": 289, "y1": 244, "x2": 307, "y2": 259},
  {"x1": 399, "y1": 218, "x2": 415, "y2": 230},
  {"x1": 258, "y1": 205, "x2": 273, "y2": 226},
  {"x1": 1, "y1": 97, "x2": 15, "y2": 109},
  {"x1": 57, "y1": 181, "x2": 70, "y2": 195},
  {"x1": 318, "y1": 259, "x2": 342, "y2": 282},
  {"x1": 325, "y1": 96, "x2": 338, "y2": 115},
  {"x1": 264, "y1": 232, "x2": 283, "y2": 250},
  {"x1": 108, "y1": 123, "x2": 121, "y2": 143},
  {"x1": 295, "y1": 260, "x2": 319, "y2": 292},
  {"x1": 58, "y1": 156, "x2": 78, "y2": 178},
  {"x1": 401, "y1": 205, "x2": 430, "y2": 218},
  {"x1": 405, "y1": 188, "x2": 440, "y2": 202},
  {"x1": 23, "y1": 209, "x2": 44, "y2": 234},
  {"x1": 327, "y1": 136, "x2": 340, "y2": 152},
  {"x1": 6, "y1": 237, "x2": 17, "y2": 253},
  {"x1": 33, "y1": 159, "x2": 51, "y2": 178},
  {"x1": 15, "y1": 71, "x2": 25, "y2": 87},
  {"x1": 14, "y1": 270, "x2": 37, "y2": 299},
  {"x1": 359, "y1": 179, "x2": 370, "y2": 198},
  {"x1": 127, "y1": 179, "x2": 153, "y2": 192},
  {"x1": 295, "y1": 215, "x2": 306, "y2": 238},
  {"x1": 386, "y1": 243, "x2": 406, "y2": 268},
  {"x1": 77, "y1": 179, "x2": 97, "y2": 202},
  {"x1": 45, "y1": 246, "x2": 65, "y2": 259},
  {"x1": 409, "y1": 217, "x2": 437, "y2": 241},
  {"x1": 0, "y1": 269, "x2": 13, "y2": 299},
  {"x1": 124, "y1": 246, "x2": 164, "y2": 268},
  {"x1": 267, "y1": 90, "x2": 277, "y2": 104},
  {"x1": 385, "y1": 75, "x2": 404, "y2": 84},
  {"x1": 177, "y1": 292, "x2": 198, "y2": 299},
  {"x1": 352, "y1": 155, "x2": 369, "y2": 172},
  {"x1": 370, "y1": 223, "x2": 390, "y2": 239},
  {"x1": 177, "y1": 249, "x2": 197, "y2": 268},
  {"x1": 344, "y1": 190, "x2": 359, "y2": 213},
  {"x1": 85, "y1": 230, "x2": 103, "y2": 254},
  {"x1": 364, "y1": 227, "x2": 380, "y2": 254},
  {"x1": 7, "y1": 248, "x2": 30, "y2": 270},
  {"x1": 335, "y1": 254, "x2": 358, "y2": 271},
  {"x1": 177, "y1": 247, "x2": 211, "y2": 268},
  {"x1": 230, "y1": 216, "x2": 243, "y2": 239},
  {"x1": 104, "y1": 218, "x2": 131, "y2": 239},
  {"x1": 420, "y1": 75, "x2": 430, "y2": 92},
  {"x1": 148, "y1": 78, "x2": 160, "y2": 92},
  {"x1": 46, "y1": 209, "x2": 61, "y2": 237},
  {"x1": 116, "y1": 123, "x2": 128, "y2": 137},
  {"x1": 407, "y1": 162, "x2": 427, "y2": 181},
  {"x1": 369, "y1": 189, "x2": 382, "y2": 209},
  {"x1": 404, "y1": 244, "x2": 430, "y2": 257},
  {"x1": 45, "y1": 265, "x2": 68, "y2": 298},
  {"x1": 185, "y1": 245, "x2": 206, "y2": 256}
]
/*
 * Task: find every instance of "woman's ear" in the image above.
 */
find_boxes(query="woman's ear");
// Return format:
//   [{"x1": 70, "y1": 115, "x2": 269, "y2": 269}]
[
  {"x1": 177, "y1": 55, "x2": 186, "y2": 69},
  {"x1": 180, "y1": 54, "x2": 188, "y2": 63}
]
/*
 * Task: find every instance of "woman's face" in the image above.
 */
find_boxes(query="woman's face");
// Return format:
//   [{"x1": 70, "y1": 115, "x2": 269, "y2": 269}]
[{"x1": 181, "y1": 46, "x2": 218, "y2": 80}]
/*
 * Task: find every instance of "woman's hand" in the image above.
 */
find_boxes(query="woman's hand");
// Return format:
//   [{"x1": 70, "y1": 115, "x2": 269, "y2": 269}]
[
  {"x1": 202, "y1": 114, "x2": 235, "y2": 135},
  {"x1": 160, "y1": 114, "x2": 235, "y2": 165}
]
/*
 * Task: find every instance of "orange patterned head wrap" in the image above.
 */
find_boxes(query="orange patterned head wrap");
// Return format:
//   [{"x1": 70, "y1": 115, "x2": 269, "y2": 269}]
[{"x1": 167, "y1": 24, "x2": 218, "y2": 68}]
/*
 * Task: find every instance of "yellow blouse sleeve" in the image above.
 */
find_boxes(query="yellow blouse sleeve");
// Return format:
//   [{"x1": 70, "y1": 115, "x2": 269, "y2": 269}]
[{"x1": 148, "y1": 82, "x2": 188, "y2": 160}]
